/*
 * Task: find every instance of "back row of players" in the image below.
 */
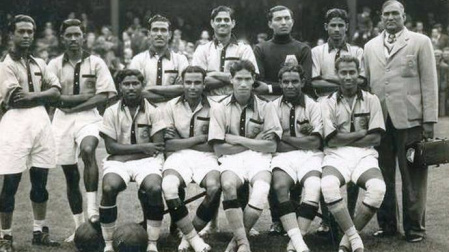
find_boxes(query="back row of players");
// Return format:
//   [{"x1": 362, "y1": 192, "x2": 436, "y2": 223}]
[{"x1": 0, "y1": 1, "x2": 437, "y2": 252}]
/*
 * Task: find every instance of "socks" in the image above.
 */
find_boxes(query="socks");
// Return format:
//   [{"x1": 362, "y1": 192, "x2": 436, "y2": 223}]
[
  {"x1": 33, "y1": 220, "x2": 45, "y2": 232},
  {"x1": 101, "y1": 222, "x2": 115, "y2": 251},
  {"x1": 73, "y1": 213, "x2": 85, "y2": 229},
  {"x1": 1, "y1": 229, "x2": 12, "y2": 237},
  {"x1": 287, "y1": 228, "x2": 308, "y2": 252},
  {"x1": 86, "y1": 192, "x2": 98, "y2": 218},
  {"x1": 147, "y1": 220, "x2": 161, "y2": 244}
]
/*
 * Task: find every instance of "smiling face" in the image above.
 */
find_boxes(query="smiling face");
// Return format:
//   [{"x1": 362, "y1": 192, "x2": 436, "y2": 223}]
[
  {"x1": 210, "y1": 11, "x2": 235, "y2": 37},
  {"x1": 325, "y1": 17, "x2": 348, "y2": 41},
  {"x1": 62, "y1": 26, "x2": 84, "y2": 52},
  {"x1": 11, "y1": 21, "x2": 34, "y2": 50},
  {"x1": 381, "y1": 2, "x2": 406, "y2": 34},
  {"x1": 120, "y1": 75, "x2": 144, "y2": 103},
  {"x1": 231, "y1": 69, "x2": 254, "y2": 97},
  {"x1": 183, "y1": 72, "x2": 204, "y2": 101},
  {"x1": 149, "y1": 21, "x2": 171, "y2": 49},
  {"x1": 269, "y1": 9, "x2": 294, "y2": 36},
  {"x1": 280, "y1": 71, "x2": 303, "y2": 99},
  {"x1": 337, "y1": 61, "x2": 359, "y2": 94}
]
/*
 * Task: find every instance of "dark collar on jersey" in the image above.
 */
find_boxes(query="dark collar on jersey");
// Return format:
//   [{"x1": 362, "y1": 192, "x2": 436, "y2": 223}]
[
  {"x1": 327, "y1": 39, "x2": 349, "y2": 52},
  {"x1": 120, "y1": 98, "x2": 146, "y2": 112},
  {"x1": 62, "y1": 50, "x2": 91, "y2": 64},
  {"x1": 176, "y1": 94, "x2": 210, "y2": 107},
  {"x1": 272, "y1": 34, "x2": 293, "y2": 44},
  {"x1": 8, "y1": 49, "x2": 35, "y2": 62},
  {"x1": 333, "y1": 87, "x2": 364, "y2": 103},
  {"x1": 228, "y1": 93, "x2": 255, "y2": 110},
  {"x1": 281, "y1": 93, "x2": 305, "y2": 108},
  {"x1": 149, "y1": 48, "x2": 171, "y2": 60},
  {"x1": 213, "y1": 34, "x2": 238, "y2": 47}
]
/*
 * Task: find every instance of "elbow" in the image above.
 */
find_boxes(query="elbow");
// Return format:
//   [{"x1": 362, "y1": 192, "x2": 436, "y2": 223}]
[
  {"x1": 49, "y1": 88, "x2": 61, "y2": 102},
  {"x1": 265, "y1": 141, "x2": 277, "y2": 153},
  {"x1": 372, "y1": 135, "x2": 381, "y2": 147},
  {"x1": 311, "y1": 138, "x2": 322, "y2": 149}
]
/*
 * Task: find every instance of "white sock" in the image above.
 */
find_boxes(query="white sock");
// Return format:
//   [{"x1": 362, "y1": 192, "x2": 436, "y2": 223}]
[
  {"x1": 346, "y1": 226, "x2": 363, "y2": 251},
  {"x1": 287, "y1": 228, "x2": 308, "y2": 251},
  {"x1": 1, "y1": 229, "x2": 12, "y2": 237},
  {"x1": 186, "y1": 229, "x2": 207, "y2": 252},
  {"x1": 147, "y1": 220, "x2": 161, "y2": 244},
  {"x1": 73, "y1": 213, "x2": 85, "y2": 229},
  {"x1": 33, "y1": 220, "x2": 45, "y2": 232},
  {"x1": 101, "y1": 222, "x2": 115, "y2": 250},
  {"x1": 86, "y1": 192, "x2": 98, "y2": 218}
]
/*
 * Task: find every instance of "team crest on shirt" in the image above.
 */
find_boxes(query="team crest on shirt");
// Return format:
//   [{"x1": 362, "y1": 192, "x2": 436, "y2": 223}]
[
  {"x1": 84, "y1": 79, "x2": 96, "y2": 90},
  {"x1": 138, "y1": 124, "x2": 151, "y2": 140},
  {"x1": 354, "y1": 113, "x2": 370, "y2": 131}
]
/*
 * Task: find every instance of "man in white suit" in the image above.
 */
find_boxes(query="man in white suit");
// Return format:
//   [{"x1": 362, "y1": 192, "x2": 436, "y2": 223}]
[{"x1": 363, "y1": 0, "x2": 438, "y2": 243}]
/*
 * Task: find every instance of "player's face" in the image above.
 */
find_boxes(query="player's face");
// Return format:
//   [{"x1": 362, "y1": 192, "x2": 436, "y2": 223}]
[
  {"x1": 325, "y1": 17, "x2": 347, "y2": 41},
  {"x1": 62, "y1": 26, "x2": 84, "y2": 52},
  {"x1": 183, "y1": 72, "x2": 204, "y2": 100},
  {"x1": 149, "y1": 21, "x2": 171, "y2": 49},
  {"x1": 211, "y1": 11, "x2": 235, "y2": 36},
  {"x1": 269, "y1": 9, "x2": 293, "y2": 36},
  {"x1": 120, "y1": 75, "x2": 144, "y2": 102},
  {"x1": 231, "y1": 69, "x2": 254, "y2": 96},
  {"x1": 11, "y1": 21, "x2": 34, "y2": 49},
  {"x1": 381, "y1": 3, "x2": 405, "y2": 34},
  {"x1": 443, "y1": 50, "x2": 449, "y2": 62},
  {"x1": 281, "y1": 71, "x2": 303, "y2": 99},
  {"x1": 337, "y1": 62, "x2": 359, "y2": 93}
]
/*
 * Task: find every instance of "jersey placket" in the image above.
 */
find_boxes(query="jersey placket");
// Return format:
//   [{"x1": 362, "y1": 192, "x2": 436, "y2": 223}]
[{"x1": 25, "y1": 58, "x2": 34, "y2": 92}]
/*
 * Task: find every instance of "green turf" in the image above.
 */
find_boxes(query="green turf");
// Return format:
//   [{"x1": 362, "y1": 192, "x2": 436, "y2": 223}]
[{"x1": 1, "y1": 118, "x2": 449, "y2": 251}]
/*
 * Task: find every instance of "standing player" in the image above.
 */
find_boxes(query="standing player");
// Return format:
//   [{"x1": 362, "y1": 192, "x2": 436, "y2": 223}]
[
  {"x1": 192, "y1": 6, "x2": 259, "y2": 96},
  {"x1": 271, "y1": 65, "x2": 323, "y2": 252},
  {"x1": 98, "y1": 69, "x2": 166, "y2": 252},
  {"x1": 321, "y1": 55, "x2": 386, "y2": 252},
  {"x1": 209, "y1": 60, "x2": 282, "y2": 252},
  {"x1": 311, "y1": 8, "x2": 364, "y2": 235},
  {"x1": 254, "y1": 5, "x2": 314, "y2": 96},
  {"x1": 47, "y1": 19, "x2": 117, "y2": 241},
  {"x1": 129, "y1": 15, "x2": 189, "y2": 103},
  {"x1": 0, "y1": 15, "x2": 61, "y2": 251},
  {"x1": 161, "y1": 66, "x2": 219, "y2": 252}
]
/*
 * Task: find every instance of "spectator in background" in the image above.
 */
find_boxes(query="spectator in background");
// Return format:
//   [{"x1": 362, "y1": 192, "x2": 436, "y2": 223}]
[
  {"x1": 316, "y1": 38, "x2": 325, "y2": 46},
  {"x1": 352, "y1": 19, "x2": 374, "y2": 47},
  {"x1": 123, "y1": 47, "x2": 133, "y2": 68},
  {"x1": 170, "y1": 29, "x2": 187, "y2": 53},
  {"x1": 256, "y1": 33, "x2": 268, "y2": 45},
  {"x1": 415, "y1": 21, "x2": 426, "y2": 35},
  {"x1": 36, "y1": 26, "x2": 59, "y2": 59},
  {"x1": 80, "y1": 13, "x2": 95, "y2": 33},
  {"x1": 184, "y1": 42, "x2": 195, "y2": 63},
  {"x1": 195, "y1": 30, "x2": 210, "y2": 49},
  {"x1": 85, "y1": 32, "x2": 96, "y2": 53},
  {"x1": 431, "y1": 24, "x2": 449, "y2": 50},
  {"x1": 356, "y1": 7, "x2": 372, "y2": 32},
  {"x1": 95, "y1": 25, "x2": 120, "y2": 69}
]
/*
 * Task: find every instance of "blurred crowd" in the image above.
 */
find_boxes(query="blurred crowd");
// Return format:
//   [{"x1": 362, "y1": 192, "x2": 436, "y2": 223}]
[{"x1": 1, "y1": 8, "x2": 449, "y2": 116}]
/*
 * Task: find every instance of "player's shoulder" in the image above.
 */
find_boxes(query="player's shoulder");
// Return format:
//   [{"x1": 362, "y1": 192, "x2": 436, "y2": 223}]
[
  {"x1": 361, "y1": 90, "x2": 380, "y2": 103},
  {"x1": 48, "y1": 54, "x2": 64, "y2": 65},
  {"x1": 312, "y1": 43, "x2": 325, "y2": 52},
  {"x1": 131, "y1": 50, "x2": 149, "y2": 62}
]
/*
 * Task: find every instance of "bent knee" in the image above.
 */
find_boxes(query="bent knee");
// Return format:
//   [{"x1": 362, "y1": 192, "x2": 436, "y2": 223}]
[
  {"x1": 321, "y1": 175, "x2": 342, "y2": 204},
  {"x1": 302, "y1": 176, "x2": 321, "y2": 203},
  {"x1": 162, "y1": 175, "x2": 180, "y2": 199},
  {"x1": 364, "y1": 178, "x2": 386, "y2": 208}
]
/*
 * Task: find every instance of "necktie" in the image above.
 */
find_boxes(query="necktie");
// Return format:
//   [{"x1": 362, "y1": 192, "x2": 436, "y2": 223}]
[{"x1": 387, "y1": 34, "x2": 396, "y2": 44}]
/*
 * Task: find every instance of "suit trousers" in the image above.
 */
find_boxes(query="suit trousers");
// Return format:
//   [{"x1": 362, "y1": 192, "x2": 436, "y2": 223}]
[{"x1": 376, "y1": 116, "x2": 427, "y2": 238}]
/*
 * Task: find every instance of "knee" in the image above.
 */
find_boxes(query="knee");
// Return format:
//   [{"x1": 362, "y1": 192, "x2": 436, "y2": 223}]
[
  {"x1": 102, "y1": 183, "x2": 120, "y2": 198},
  {"x1": 364, "y1": 178, "x2": 386, "y2": 209},
  {"x1": 80, "y1": 145, "x2": 96, "y2": 160},
  {"x1": 221, "y1": 179, "x2": 237, "y2": 198},
  {"x1": 144, "y1": 183, "x2": 162, "y2": 200},
  {"x1": 248, "y1": 180, "x2": 270, "y2": 210},
  {"x1": 162, "y1": 175, "x2": 180, "y2": 199},
  {"x1": 205, "y1": 180, "x2": 221, "y2": 198},
  {"x1": 302, "y1": 176, "x2": 321, "y2": 203},
  {"x1": 272, "y1": 181, "x2": 290, "y2": 201},
  {"x1": 30, "y1": 185, "x2": 48, "y2": 203},
  {"x1": 321, "y1": 175, "x2": 341, "y2": 204}
]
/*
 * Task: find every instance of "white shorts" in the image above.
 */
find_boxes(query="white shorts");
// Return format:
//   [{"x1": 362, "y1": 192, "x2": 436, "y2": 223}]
[
  {"x1": 163, "y1": 150, "x2": 220, "y2": 185},
  {"x1": 0, "y1": 107, "x2": 56, "y2": 174},
  {"x1": 52, "y1": 109, "x2": 102, "y2": 165},
  {"x1": 322, "y1": 146, "x2": 379, "y2": 183},
  {"x1": 271, "y1": 150, "x2": 323, "y2": 183},
  {"x1": 102, "y1": 155, "x2": 163, "y2": 187},
  {"x1": 219, "y1": 150, "x2": 272, "y2": 183}
]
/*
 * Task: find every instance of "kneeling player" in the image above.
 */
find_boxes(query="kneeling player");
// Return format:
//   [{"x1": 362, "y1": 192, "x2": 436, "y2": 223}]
[
  {"x1": 209, "y1": 60, "x2": 282, "y2": 252},
  {"x1": 161, "y1": 66, "x2": 219, "y2": 252},
  {"x1": 271, "y1": 65, "x2": 323, "y2": 252},
  {"x1": 98, "y1": 69, "x2": 166, "y2": 252},
  {"x1": 320, "y1": 55, "x2": 386, "y2": 252}
]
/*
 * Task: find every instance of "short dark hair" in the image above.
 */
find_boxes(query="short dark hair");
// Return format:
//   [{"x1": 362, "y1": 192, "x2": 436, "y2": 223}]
[
  {"x1": 181, "y1": 65, "x2": 207, "y2": 80},
  {"x1": 267, "y1": 5, "x2": 293, "y2": 22},
  {"x1": 8, "y1": 15, "x2": 36, "y2": 33},
  {"x1": 325, "y1": 8, "x2": 349, "y2": 24},
  {"x1": 335, "y1": 55, "x2": 360, "y2": 72},
  {"x1": 381, "y1": 0, "x2": 404, "y2": 12},
  {"x1": 278, "y1": 65, "x2": 306, "y2": 80},
  {"x1": 115, "y1": 69, "x2": 145, "y2": 85},
  {"x1": 147, "y1": 14, "x2": 171, "y2": 31},
  {"x1": 60, "y1": 19, "x2": 86, "y2": 34},
  {"x1": 211, "y1": 6, "x2": 235, "y2": 20},
  {"x1": 229, "y1": 60, "x2": 256, "y2": 77}
]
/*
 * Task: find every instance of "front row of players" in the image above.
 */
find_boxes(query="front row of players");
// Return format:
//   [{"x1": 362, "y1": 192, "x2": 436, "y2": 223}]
[{"x1": 97, "y1": 56, "x2": 385, "y2": 252}]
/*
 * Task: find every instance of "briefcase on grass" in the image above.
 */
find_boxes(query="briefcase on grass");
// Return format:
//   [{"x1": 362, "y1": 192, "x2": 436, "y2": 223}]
[{"x1": 407, "y1": 139, "x2": 449, "y2": 167}]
